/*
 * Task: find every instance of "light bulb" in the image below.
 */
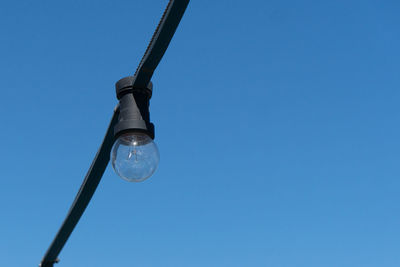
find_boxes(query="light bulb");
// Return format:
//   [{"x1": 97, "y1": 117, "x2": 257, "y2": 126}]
[{"x1": 111, "y1": 133, "x2": 159, "y2": 182}]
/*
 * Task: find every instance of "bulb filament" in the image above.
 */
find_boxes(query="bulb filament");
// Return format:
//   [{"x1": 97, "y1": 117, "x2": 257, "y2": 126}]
[{"x1": 128, "y1": 143, "x2": 139, "y2": 162}]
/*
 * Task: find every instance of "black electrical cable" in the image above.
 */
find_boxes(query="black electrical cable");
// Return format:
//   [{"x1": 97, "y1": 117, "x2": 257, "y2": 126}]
[
  {"x1": 39, "y1": 1, "x2": 189, "y2": 266},
  {"x1": 132, "y1": 0, "x2": 190, "y2": 88}
]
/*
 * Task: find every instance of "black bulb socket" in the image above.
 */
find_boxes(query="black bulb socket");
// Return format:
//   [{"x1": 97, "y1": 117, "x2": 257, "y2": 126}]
[{"x1": 114, "y1": 76, "x2": 155, "y2": 140}]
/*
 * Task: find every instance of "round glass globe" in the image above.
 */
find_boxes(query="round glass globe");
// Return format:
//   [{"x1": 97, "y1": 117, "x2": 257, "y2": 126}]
[{"x1": 111, "y1": 133, "x2": 160, "y2": 182}]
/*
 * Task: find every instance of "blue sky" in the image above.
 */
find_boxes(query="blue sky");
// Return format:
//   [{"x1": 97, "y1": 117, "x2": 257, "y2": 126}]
[{"x1": 1, "y1": 0, "x2": 400, "y2": 266}]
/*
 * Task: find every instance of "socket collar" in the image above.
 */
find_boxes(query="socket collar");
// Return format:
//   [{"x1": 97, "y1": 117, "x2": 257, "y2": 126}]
[{"x1": 115, "y1": 76, "x2": 153, "y2": 99}]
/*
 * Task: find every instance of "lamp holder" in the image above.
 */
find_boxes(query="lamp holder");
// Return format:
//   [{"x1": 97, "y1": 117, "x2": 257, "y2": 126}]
[{"x1": 114, "y1": 76, "x2": 155, "y2": 139}]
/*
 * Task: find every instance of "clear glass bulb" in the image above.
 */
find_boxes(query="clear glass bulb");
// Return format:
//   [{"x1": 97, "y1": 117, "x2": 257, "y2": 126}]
[{"x1": 111, "y1": 133, "x2": 159, "y2": 182}]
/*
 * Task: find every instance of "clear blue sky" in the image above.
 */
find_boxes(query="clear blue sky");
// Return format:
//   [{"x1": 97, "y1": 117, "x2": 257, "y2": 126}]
[{"x1": 1, "y1": 0, "x2": 400, "y2": 266}]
